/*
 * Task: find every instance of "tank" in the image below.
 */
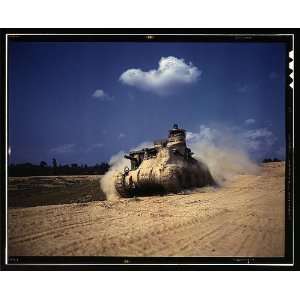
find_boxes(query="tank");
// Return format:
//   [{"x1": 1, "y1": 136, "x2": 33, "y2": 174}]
[{"x1": 114, "y1": 124, "x2": 215, "y2": 198}]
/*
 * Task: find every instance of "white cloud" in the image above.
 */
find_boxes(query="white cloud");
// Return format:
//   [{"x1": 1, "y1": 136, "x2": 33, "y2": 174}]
[
  {"x1": 50, "y1": 144, "x2": 75, "y2": 154},
  {"x1": 92, "y1": 89, "x2": 112, "y2": 100},
  {"x1": 50, "y1": 143, "x2": 105, "y2": 155},
  {"x1": 187, "y1": 125, "x2": 219, "y2": 144},
  {"x1": 118, "y1": 133, "x2": 126, "y2": 139},
  {"x1": 92, "y1": 143, "x2": 103, "y2": 148},
  {"x1": 245, "y1": 118, "x2": 256, "y2": 125},
  {"x1": 187, "y1": 124, "x2": 277, "y2": 156},
  {"x1": 242, "y1": 128, "x2": 277, "y2": 150},
  {"x1": 244, "y1": 128, "x2": 273, "y2": 139},
  {"x1": 186, "y1": 131, "x2": 200, "y2": 142},
  {"x1": 86, "y1": 143, "x2": 104, "y2": 152},
  {"x1": 119, "y1": 56, "x2": 201, "y2": 95}
]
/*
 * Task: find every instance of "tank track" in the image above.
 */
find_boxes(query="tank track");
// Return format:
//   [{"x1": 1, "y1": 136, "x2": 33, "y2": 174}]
[
  {"x1": 160, "y1": 171, "x2": 181, "y2": 194},
  {"x1": 114, "y1": 173, "x2": 133, "y2": 198}
]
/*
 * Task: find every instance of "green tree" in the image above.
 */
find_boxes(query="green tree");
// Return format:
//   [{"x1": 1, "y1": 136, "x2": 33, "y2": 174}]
[{"x1": 52, "y1": 158, "x2": 57, "y2": 168}]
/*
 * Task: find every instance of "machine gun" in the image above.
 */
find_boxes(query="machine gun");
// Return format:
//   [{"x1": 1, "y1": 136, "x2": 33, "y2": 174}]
[{"x1": 124, "y1": 147, "x2": 158, "y2": 170}]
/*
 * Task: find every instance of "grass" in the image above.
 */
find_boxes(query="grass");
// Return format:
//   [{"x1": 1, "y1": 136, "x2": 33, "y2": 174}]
[{"x1": 8, "y1": 175, "x2": 106, "y2": 208}]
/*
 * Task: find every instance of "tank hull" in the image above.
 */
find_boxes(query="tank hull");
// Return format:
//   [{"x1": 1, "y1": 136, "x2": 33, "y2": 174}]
[{"x1": 114, "y1": 146, "x2": 215, "y2": 198}]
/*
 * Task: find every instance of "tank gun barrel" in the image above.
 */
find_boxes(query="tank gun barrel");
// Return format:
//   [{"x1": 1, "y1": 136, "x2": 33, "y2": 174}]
[{"x1": 124, "y1": 155, "x2": 138, "y2": 162}]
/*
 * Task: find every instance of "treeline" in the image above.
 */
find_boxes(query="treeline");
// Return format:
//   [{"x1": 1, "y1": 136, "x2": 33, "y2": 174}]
[
  {"x1": 262, "y1": 158, "x2": 282, "y2": 163},
  {"x1": 9, "y1": 158, "x2": 110, "y2": 177}
]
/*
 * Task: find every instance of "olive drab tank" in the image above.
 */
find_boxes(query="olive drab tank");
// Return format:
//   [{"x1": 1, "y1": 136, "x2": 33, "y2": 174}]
[{"x1": 114, "y1": 124, "x2": 215, "y2": 198}]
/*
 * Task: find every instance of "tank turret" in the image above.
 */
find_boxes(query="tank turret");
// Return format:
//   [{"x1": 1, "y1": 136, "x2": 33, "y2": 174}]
[{"x1": 114, "y1": 125, "x2": 215, "y2": 198}]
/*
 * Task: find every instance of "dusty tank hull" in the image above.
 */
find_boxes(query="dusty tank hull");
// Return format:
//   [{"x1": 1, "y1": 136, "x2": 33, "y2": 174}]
[{"x1": 114, "y1": 125, "x2": 215, "y2": 198}]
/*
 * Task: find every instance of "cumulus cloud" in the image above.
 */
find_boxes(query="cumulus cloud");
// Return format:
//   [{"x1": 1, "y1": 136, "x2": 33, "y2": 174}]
[
  {"x1": 50, "y1": 144, "x2": 75, "y2": 154},
  {"x1": 243, "y1": 128, "x2": 276, "y2": 150},
  {"x1": 119, "y1": 56, "x2": 201, "y2": 95},
  {"x1": 92, "y1": 89, "x2": 112, "y2": 100},
  {"x1": 245, "y1": 118, "x2": 256, "y2": 125},
  {"x1": 187, "y1": 124, "x2": 277, "y2": 158}
]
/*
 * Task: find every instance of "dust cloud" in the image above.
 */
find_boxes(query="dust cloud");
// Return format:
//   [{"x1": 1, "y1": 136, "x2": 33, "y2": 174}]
[
  {"x1": 100, "y1": 142, "x2": 151, "y2": 201},
  {"x1": 100, "y1": 125, "x2": 259, "y2": 200},
  {"x1": 187, "y1": 125, "x2": 259, "y2": 184}
]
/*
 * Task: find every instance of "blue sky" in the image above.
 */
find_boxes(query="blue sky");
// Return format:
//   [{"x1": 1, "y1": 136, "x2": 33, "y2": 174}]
[{"x1": 8, "y1": 41, "x2": 286, "y2": 165}]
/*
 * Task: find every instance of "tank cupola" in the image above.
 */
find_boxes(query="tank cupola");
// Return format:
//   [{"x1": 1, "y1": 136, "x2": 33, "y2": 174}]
[{"x1": 167, "y1": 124, "x2": 186, "y2": 148}]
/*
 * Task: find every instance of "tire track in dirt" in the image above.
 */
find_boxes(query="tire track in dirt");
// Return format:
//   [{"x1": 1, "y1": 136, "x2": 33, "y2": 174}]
[{"x1": 8, "y1": 162, "x2": 285, "y2": 257}]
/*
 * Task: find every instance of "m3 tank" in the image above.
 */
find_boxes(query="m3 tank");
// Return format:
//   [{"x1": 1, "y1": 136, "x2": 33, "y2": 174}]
[{"x1": 114, "y1": 124, "x2": 215, "y2": 198}]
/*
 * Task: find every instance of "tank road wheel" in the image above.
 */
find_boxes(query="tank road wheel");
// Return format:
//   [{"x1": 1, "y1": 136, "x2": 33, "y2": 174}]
[{"x1": 114, "y1": 173, "x2": 133, "y2": 198}]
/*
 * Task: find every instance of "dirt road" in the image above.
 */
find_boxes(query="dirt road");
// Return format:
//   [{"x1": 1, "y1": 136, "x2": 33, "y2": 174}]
[{"x1": 8, "y1": 162, "x2": 285, "y2": 257}]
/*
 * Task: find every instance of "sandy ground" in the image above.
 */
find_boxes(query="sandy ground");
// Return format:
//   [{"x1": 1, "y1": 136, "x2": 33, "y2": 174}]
[{"x1": 8, "y1": 162, "x2": 285, "y2": 257}]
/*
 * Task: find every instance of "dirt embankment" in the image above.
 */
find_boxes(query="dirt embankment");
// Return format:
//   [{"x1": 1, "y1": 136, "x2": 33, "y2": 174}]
[{"x1": 8, "y1": 162, "x2": 285, "y2": 257}]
